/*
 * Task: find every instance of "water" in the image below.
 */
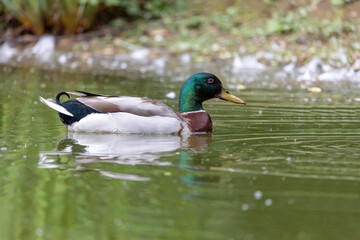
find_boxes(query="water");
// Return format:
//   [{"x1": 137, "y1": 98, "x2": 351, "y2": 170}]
[{"x1": 1, "y1": 66, "x2": 360, "y2": 240}]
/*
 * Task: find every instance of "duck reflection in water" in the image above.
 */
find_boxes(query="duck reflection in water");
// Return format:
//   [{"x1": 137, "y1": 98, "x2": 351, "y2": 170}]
[{"x1": 39, "y1": 132, "x2": 213, "y2": 182}]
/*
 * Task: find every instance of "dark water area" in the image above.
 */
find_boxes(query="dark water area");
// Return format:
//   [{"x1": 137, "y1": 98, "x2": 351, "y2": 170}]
[{"x1": 1, "y1": 66, "x2": 360, "y2": 240}]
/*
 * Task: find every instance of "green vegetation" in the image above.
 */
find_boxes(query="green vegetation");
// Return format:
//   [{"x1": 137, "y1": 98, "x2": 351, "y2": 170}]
[
  {"x1": 1, "y1": 0, "x2": 358, "y2": 37},
  {"x1": 107, "y1": 0, "x2": 359, "y2": 61},
  {"x1": 1, "y1": 0, "x2": 360, "y2": 65},
  {"x1": 264, "y1": 8, "x2": 355, "y2": 38},
  {"x1": 0, "y1": 0, "x2": 183, "y2": 35},
  {"x1": 1, "y1": 0, "x2": 97, "y2": 34}
]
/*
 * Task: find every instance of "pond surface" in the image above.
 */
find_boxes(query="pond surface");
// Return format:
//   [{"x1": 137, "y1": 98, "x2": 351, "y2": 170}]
[{"x1": 1, "y1": 66, "x2": 360, "y2": 240}]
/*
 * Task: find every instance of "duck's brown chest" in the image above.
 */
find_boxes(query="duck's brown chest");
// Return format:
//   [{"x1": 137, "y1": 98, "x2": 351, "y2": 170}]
[{"x1": 179, "y1": 111, "x2": 212, "y2": 132}]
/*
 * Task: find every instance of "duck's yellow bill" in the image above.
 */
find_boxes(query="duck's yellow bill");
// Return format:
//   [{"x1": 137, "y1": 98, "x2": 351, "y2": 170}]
[{"x1": 219, "y1": 88, "x2": 246, "y2": 105}]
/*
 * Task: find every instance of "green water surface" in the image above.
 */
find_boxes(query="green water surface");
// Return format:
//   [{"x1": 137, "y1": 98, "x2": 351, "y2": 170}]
[{"x1": 0, "y1": 66, "x2": 360, "y2": 240}]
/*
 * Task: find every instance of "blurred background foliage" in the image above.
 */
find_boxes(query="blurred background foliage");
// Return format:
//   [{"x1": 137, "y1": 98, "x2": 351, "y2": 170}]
[
  {"x1": 0, "y1": 0, "x2": 185, "y2": 35},
  {"x1": 0, "y1": 0, "x2": 359, "y2": 62},
  {"x1": 0, "y1": 0, "x2": 358, "y2": 36}
]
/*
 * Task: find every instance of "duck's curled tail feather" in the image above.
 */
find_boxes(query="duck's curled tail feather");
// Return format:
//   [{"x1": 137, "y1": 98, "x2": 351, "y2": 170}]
[{"x1": 56, "y1": 92, "x2": 71, "y2": 104}]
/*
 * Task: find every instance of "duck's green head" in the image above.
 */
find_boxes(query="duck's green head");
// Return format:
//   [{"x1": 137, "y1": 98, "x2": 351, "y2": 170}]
[{"x1": 178, "y1": 72, "x2": 245, "y2": 113}]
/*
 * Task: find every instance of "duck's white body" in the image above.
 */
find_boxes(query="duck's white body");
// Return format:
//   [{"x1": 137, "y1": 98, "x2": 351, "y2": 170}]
[{"x1": 67, "y1": 111, "x2": 187, "y2": 134}]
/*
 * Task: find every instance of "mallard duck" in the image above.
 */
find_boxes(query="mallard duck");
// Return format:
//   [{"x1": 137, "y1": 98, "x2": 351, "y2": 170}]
[{"x1": 40, "y1": 72, "x2": 245, "y2": 134}]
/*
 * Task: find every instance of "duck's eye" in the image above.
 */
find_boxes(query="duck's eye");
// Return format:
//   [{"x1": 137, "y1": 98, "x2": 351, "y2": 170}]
[{"x1": 207, "y1": 78, "x2": 214, "y2": 84}]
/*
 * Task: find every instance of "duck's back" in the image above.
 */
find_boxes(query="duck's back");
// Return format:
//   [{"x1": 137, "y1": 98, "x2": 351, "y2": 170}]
[{"x1": 77, "y1": 96, "x2": 180, "y2": 119}]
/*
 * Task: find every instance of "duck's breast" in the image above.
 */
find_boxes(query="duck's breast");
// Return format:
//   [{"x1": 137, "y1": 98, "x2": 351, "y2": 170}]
[{"x1": 179, "y1": 110, "x2": 212, "y2": 133}]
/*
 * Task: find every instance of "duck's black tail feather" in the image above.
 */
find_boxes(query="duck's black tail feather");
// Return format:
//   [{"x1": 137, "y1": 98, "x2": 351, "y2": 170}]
[{"x1": 40, "y1": 92, "x2": 101, "y2": 127}]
